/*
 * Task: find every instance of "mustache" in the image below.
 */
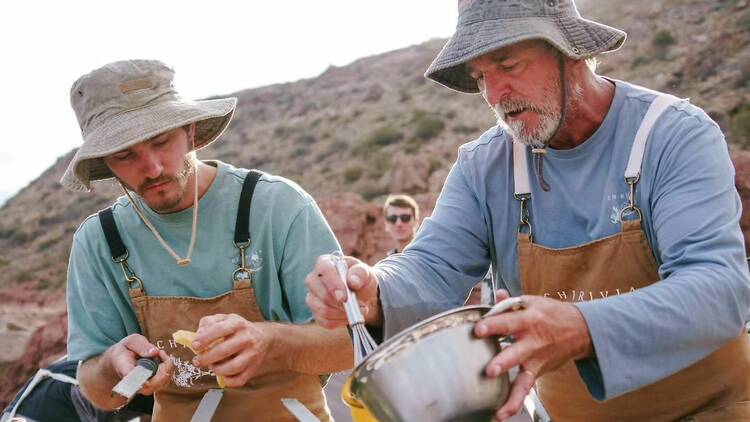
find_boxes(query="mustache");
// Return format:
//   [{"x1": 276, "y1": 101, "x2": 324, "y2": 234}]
[
  {"x1": 137, "y1": 158, "x2": 194, "y2": 193},
  {"x1": 138, "y1": 175, "x2": 177, "y2": 193},
  {"x1": 492, "y1": 99, "x2": 544, "y2": 120}
]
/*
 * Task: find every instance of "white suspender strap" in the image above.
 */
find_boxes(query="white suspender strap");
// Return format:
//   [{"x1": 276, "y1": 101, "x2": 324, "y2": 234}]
[
  {"x1": 514, "y1": 94, "x2": 681, "y2": 194},
  {"x1": 513, "y1": 141, "x2": 531, "y2": 197},
  {"x1": 624, "y1": 94, "x2": 682, "y2": 181}
]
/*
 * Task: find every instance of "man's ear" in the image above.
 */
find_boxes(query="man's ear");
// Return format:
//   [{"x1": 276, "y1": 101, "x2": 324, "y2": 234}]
[{"x1": 187, "y1": 122, "x2": 197, "y2": 142}]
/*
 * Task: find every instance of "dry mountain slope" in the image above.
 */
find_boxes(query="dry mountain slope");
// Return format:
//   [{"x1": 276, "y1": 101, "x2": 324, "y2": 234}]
[{"x1": 0, "y1": 0, "x2": 748, "y2": 406}]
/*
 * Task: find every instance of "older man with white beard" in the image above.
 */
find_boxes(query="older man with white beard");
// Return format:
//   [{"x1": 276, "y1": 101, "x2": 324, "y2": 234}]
[{"x1": 304, "y1": 0, "x2": 750, "y2": 421}]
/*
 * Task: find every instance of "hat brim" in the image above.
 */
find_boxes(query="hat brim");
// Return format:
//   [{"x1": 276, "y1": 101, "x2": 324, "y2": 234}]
[
  {"x1": 425, "y1": 16, "x2": 626, "y2": 93},
  {"x1": 61, "y1": 97, "x2": 236, "y2": 191}
]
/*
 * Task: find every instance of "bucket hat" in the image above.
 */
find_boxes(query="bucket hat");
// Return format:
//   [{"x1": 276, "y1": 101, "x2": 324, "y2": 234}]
[
  {"x1": 425, "y1": 0, "x2": 627, "y2": 93},
  {"x1": 61, "y1": 59, "x2": 237, "y2": 191}
]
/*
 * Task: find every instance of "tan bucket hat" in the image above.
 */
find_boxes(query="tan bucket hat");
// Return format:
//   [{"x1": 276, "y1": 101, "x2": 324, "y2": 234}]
[
  {"x1": 61, "y1": 59, "x2": 237, "y2": 191},
  {"x1": 425, "y1": 0, "x2": 627, "y2": 93}
]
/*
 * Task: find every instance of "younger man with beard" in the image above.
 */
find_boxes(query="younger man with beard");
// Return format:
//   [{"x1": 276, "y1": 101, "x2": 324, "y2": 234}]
[
  {"x1": 304, "y1": 1, "x2": 750, "y2": 420},
  {"x1": 62, "y1": 60, "x2": 351, "y2": 421}
]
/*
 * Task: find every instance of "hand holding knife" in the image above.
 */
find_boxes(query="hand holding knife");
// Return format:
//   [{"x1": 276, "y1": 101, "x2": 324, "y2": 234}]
[{"x1": 111, "y1": 356, "x2": 162, "y2": 400}]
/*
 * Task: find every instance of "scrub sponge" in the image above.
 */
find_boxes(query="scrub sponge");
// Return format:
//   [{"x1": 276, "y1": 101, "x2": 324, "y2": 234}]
[{"x1": 172, "y1": 329, "x2": 226, "y2": 388}]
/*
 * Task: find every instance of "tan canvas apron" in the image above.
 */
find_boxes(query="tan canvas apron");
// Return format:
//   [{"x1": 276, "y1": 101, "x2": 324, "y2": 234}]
[
  {"x1": 99, "y1": 171, "x2": 330, "y2": 421},
  {"x1": 512, "y1": 95, "x2": 750, "y2": 422},
  {"x1": 127, "y1": 278, "x2": 330, "y2": 422}
]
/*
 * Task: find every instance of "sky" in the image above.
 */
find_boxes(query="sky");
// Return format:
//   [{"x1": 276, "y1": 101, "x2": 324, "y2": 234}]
[{"x1": 0, "y1": 0, "x2": 457, "y2": 205}]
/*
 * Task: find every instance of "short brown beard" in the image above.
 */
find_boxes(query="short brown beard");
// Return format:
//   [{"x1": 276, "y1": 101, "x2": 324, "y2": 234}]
[{"x1": 120, "y1": 156, "x2": 196, "y2": 212}]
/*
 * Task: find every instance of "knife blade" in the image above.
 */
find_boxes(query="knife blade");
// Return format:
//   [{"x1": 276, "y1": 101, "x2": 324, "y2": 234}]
[
  {"x1": 281, "y1": 398, "x2": 321, "y2": 422},
  {"x1": 190, "y1": 389, "x2": 224, "y2": 422},
  {"x1": 111, "y1": 357, "x2": 161, "y2": 400}
]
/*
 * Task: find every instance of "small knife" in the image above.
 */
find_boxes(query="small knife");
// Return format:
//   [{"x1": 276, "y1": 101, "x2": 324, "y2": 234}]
[
  {"x1": 191, "y1": 389, "x2": 224, "y2": 422},
  {"x1": 112, "y1": 357, "x2": 161, "y2": 400},
  {"x1": 281, "y1": 398, "x2": 321, "y2": 422}
]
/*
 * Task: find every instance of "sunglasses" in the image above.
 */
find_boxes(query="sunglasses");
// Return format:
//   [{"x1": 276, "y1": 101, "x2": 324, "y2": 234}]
[{"x1": 385, "y1": 214, "x2": 413, "y2": 224}]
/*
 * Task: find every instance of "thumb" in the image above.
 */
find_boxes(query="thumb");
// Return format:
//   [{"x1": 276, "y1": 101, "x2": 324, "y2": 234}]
[
  {"x1": 347, "y1": 263, "x2": 376, "y2": 293},
  {"x1": 122, "y1": 334, "x2": 160, "y2": 358}
]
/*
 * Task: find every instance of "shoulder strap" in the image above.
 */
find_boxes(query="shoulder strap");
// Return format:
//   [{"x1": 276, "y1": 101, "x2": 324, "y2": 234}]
[
  {"x1": 234, "y1": 170, "x2": 263, "y2": 245},
  {"x1": 624, "y1": 94, "x2": 682, "y2": 181},
  {"x1": 98, "y1": 170, "x2": 263, "y2": 262},
  {"x1": 99, "y1": 207, "x2": 127, "y2": 260},
  {"x1": 513, "y1": 140, "x2": 531, "y2": 198}
]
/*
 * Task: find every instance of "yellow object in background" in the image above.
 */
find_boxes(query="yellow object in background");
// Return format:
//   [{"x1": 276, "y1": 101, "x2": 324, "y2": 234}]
[
  {"x1": 341, "y1": 376, "x2": 378, "y2": 422},
  {"x1": 172, "y1": 329, "x2": 226, "y2": 388}
]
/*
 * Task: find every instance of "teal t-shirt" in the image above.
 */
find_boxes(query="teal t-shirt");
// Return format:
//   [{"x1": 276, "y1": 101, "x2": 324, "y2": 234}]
[{"x1": 66, "y1": 161, "x2": 340, "y2": 361}]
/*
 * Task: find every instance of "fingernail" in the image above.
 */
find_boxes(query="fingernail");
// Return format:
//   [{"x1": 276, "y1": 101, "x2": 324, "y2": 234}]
[
  {"x1": 148, "y1": 347, "x2": 157, "y2": 355},
  {"x1": 334, "y1": 290, "x2": 346, "y2": 301},
  {"x1": 192, "y1": 357, "x2": 200, "y2": 366},
  {"x1": 349, "y1": 274, "x2": 362, "y2": 288},
  {"x1": 475, "y1": 323, "x2": 488, "y2": 336},
  {"x1": 192, "y1": 341, "x2": 201, "y2": 350}
]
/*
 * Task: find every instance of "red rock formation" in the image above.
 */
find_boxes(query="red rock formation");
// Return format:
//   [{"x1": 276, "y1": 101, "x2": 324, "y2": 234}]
[{"x1": 0, "y1": 312, "x2": 67, "y2": 408}]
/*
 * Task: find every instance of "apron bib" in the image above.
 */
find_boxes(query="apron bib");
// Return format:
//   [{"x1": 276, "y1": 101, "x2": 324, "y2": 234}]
[
  {"x1": 512, "y1": 95, "x2": 750, "y2": 422},
  {"x1": 99, "y1": 170, "x2": 330, "y2": 421}
]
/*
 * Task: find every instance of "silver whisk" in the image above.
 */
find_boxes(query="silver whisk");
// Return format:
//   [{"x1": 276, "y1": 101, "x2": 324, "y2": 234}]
[{"x1": 332, "y1": 254, "x2": 378, "y2": 364}]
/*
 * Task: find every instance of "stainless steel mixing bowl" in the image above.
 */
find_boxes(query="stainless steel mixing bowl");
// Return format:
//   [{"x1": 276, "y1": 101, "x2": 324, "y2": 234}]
[{"x1": 350, "y1": 305, "x2": 510, "y2": 422}]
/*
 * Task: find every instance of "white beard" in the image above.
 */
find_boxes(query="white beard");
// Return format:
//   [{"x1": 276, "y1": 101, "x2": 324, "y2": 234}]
[{"x1": 492, "y1": 96, "x2": 560, "y2": 148}]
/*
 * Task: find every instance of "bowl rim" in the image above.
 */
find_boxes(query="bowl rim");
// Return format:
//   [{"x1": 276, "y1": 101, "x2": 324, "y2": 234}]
[{"x1": 350, "y1": 304, "x2": 495, "y2": 388}]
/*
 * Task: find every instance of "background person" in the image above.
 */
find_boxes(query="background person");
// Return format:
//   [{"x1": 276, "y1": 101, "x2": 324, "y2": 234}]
[{"x1": 383, "y1": 194, "x2": 420, "y2": 256}]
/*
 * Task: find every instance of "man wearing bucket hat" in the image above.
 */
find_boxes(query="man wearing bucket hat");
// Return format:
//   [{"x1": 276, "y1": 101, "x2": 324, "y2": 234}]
[
  {"x1": 305, "y1": 0, "x2": 750, "y2": 420},
  {"x1": 62, "y1": 60, "x2": 351, "y2": 421}
]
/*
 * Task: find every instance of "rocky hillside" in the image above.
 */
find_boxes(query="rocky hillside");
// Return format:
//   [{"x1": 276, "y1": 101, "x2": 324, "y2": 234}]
[{"x1": 0, "y1": 0, "x2": 748, "y2": 406}]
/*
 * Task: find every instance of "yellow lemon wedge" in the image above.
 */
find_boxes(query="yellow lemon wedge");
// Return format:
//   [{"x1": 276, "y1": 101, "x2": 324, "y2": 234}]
[{"x1": 172, "y1": 329, "x2": 226, "y2": 388}]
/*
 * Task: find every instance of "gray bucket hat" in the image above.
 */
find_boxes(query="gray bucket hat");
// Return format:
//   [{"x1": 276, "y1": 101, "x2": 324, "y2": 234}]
[
  {"x1": 61, "y1": 59, "x2": 237, "y2": 191},
  {"x1": 425, "y1": 0, "x2": 627, "y2": 93}
]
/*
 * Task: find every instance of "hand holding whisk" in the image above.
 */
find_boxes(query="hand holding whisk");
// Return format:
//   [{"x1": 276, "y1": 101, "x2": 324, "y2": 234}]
[{"x1": 331, "y1": 252, "x2": 378, "y2": 365}]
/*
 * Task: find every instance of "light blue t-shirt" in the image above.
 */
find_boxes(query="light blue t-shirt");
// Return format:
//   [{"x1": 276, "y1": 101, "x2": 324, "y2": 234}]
[
  {"x1": 66, "y1": 161, "x2": 340, "y2": 361},
  {"x1": 375, "y1": 80, "x2": 750, "y2": 400}
]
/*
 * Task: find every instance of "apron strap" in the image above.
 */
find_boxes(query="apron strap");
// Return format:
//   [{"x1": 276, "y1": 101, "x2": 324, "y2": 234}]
[
  {"x1": 512, "y1": 94, "x2": 684, "y2": 231},
  {"x1": 99, "y1": 207, "x2": 145, "y2": 295},
  {"x1": 231, "y1": 170, "x2": 264, "y2": 288},
  {"x1": 624, "y1": 94, "x2": 682, "y2": 182},
  {"x1": 99, "y1": 207, "x2": 127, "y2": 261},
  {"x1": 513, "y1": 141, "x2": 533, "y2": 239},
  {"x1": 620, "y1": 94, "x2": 683, "y2": 224},
  {"x1": 513, "y1": 140, "x2": 531, "y2": 198},
  {"x1": 234, "y1": 170, "x2": 263, "y2": 246}
]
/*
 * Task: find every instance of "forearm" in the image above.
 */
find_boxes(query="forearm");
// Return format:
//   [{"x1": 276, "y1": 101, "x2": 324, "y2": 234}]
[
  {"x1": 376, "y1": 249, "x2": 484, "y2": 339},
  {"x1": 574, "y1": 265, "x2": 749, "y2": 400},
  {"x1": 267, "y1": 323, "x2": 354, "y2": 374},
  {"x1": 78, "y1": 353, "x2": 129, "y2": 411},
  {"x1": 374, "y1": 161, "x2": 492, "y2": 339}
]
